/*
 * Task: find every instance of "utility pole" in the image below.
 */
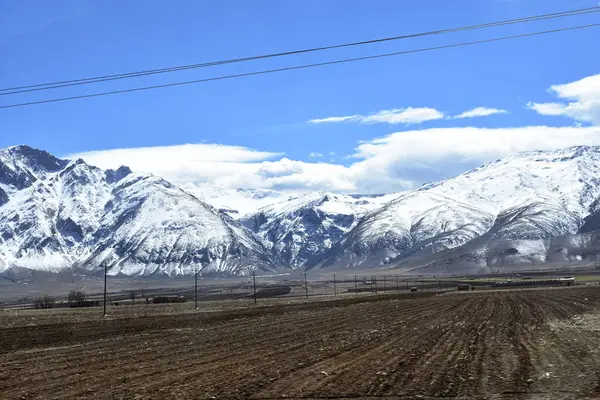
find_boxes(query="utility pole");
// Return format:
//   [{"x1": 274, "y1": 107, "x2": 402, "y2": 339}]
[
  {"x1": 354, "y1": 273, "x2": 358, "y2": 295},
  {"x1": 396, "y1": 276, "x2": 399, "y2": 292},
  {"x1": 194, "y1": 265, "x2": 198, "y2": 310},
  {"x1": 103, "y1": 264, "x2": 108, "y2": 317},
  {"x1": 383, "y1": 276, "x2": 386, "y2": 293},
  {"x1": 304, "y1": 273, "x2": 309, "y2": 299},
  {"x1": 252, "y1": 270, "x2": 257, "y2": 304},
  {"x1": 333, "y1": 274, "x2": 337, "y2": 297}
]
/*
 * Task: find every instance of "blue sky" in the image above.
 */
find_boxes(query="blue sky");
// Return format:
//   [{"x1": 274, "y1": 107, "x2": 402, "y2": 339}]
[{"x1": 1, "y1": 0, "x2": 600, "y2": 193}]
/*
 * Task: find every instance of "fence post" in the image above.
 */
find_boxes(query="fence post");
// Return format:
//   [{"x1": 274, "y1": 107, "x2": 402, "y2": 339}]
[
  {"x1": 253, "y1": 270, "x2": 257, "y2": 304},
  {"x1": 304, "y1": 272, "x2": 309, "y2": 299},
  {"x1": 333, "y1": 274, "x2": 337, "y2": 297}
]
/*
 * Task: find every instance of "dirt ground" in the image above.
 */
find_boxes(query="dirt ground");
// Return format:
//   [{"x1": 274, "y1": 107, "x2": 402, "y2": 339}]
[{"x1": 2, "y1": 288, "x2": 600, "y2": 399}]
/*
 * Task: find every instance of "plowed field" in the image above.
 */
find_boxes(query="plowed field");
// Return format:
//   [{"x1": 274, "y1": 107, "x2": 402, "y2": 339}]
[{"x1": 2, "y1": 288, "x2": 600, "y2": 399}]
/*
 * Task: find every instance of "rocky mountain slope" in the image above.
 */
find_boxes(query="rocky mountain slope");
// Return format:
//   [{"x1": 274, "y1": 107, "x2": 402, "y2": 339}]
[
  {"x1": 0, "y1": 146, "x2": 277, "y2": 276},
  {"x1": 240, "y1": 192, "x2": 399, "y2": 268}
]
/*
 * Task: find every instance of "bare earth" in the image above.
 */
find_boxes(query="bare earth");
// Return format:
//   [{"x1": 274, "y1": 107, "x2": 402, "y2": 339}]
[{"x1": 2, "y1": 288, "x2": 600, "y2": 399}]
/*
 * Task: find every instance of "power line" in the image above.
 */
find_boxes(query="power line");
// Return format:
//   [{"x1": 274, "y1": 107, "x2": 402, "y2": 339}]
[
  {"x1": 1, "y1": 6, "x2": 599, "y2": 96},
  {"x1": 1, "y1": 23, "x2": 598, "y2": 110}
]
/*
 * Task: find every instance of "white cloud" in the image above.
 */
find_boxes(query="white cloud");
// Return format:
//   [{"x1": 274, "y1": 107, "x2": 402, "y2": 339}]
[
  {"x1": 68, "y1": 143, "x2": 281, "y2": 184},
  {"x1": 309, "y1": 152, "x2": 323, "y2": 158},
  {"x1": 309, "y1": 105, "x2": 509, "y2": 126},
  {"x1": 528, "y1": 74, "x2": 600, "y2": 125},
  {"x1": 308, "y1": 107, "x2": 444, "y2": 125},
  {"x1": 453, "y1": 107, "x2": 508, "y2": 119},
  {"x1": 70, "y1": 125, "x2": 600, "y2": 194},
  {"x1": 351, "y1": 126, "x2": 600, "y2": 163},
  {"x1": 308, "y1": 115, "x2": 359, "y2": 124},
  {"x1": 360, "y1": 107, "x2": 444, "y2": 125}
]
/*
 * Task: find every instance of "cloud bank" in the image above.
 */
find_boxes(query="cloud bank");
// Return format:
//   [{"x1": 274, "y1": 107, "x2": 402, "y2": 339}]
[{"x1": 70, "y1": 126, "x2": 600, "y2": 194}]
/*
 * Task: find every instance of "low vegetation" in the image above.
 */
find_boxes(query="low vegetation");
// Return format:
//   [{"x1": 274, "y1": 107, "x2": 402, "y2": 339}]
[{"x1": 34, "y1": 294, "x2": 55, "y2": 309}]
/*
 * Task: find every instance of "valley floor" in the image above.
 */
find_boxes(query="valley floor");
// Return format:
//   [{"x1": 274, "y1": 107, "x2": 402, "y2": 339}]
[{"x1": 2, "y1": 288, "x2": 600, "y2": 399}]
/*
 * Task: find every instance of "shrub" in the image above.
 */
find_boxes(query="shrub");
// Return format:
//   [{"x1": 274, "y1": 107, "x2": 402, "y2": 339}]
[
  {"x1": 153, "y1": 296, "x2": 187, "y2": 304},
  {"x1": 35, "y1": 294, "x2": 55, "y2": 309},
  {"x1": 68, "y1": 290, "x2": 85, "y2": 307}
]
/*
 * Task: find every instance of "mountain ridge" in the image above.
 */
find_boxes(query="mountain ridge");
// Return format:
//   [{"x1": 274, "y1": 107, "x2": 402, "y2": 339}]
[
  {"x1": 244, "y1": 144, "x2": 600, "y2": 272},
  {"x1": 3, "y1": 144, "x2": 600, "y2": 276}
]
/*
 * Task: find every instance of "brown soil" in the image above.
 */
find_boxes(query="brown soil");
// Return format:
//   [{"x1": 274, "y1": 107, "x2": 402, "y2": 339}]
[{"x1": 2, "y1": 288, "x2": 600, "y2": 399}]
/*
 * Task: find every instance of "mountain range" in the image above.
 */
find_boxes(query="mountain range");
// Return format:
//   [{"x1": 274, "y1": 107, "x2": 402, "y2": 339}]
[
  {"x1": 0, "y1": 146, "x2": 277, "y2": 277},
  {"x1": 2, "y1": 144, "x2": 600, "y2": 277}
]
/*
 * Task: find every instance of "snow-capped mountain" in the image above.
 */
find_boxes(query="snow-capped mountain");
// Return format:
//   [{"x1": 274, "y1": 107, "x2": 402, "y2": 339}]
[
  {"x1": 4, "y1": 144, "x2": 600, "y2": 277},
  {"x1": 240, "y1": 191, "x2": 401, "y2": 268},
  {"x1": 321, "y1": 191, "x2": 495, "y2": 269},
  {"x1": 0, "y1": 146, "x2": 277, "y2": 276},
  {"x1": 237, "y1": 145, "x2": 600, "y2": 272},
  {"x1": 316, "y1": 145, "x2": 600, "y2": 271}
]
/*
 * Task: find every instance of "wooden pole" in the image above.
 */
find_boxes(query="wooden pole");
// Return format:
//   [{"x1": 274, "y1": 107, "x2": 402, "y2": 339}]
[
  {"x1": 103, "y1": 264, "x2": 108, "y2": 317},
  {"x1": 194, "y1": 265, "x2": 198, "y2": 309},
  {"x1": 304, "y1": 273, "x2": 309, "y2": 299},
  {"x1": 333, "y1": 274, "x2": 337, "y2": 297},
  {"x1": 253, "y1": 270, "x2": 257, "y2": 304}
]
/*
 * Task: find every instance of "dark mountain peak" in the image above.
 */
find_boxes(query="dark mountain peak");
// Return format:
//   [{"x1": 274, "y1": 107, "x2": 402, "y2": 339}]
[
  {"x1": 105, "y1": 165, "x2": 133, "y2": 184},
  {"x1": 2, "y1": 145, "x2": 68, "y2": 172},
  {"x1": 0, "y1": 187, "x2": 8, "y2": 206},
  {"x1": 0, "y1": 145, "x2": 67, "y2": 190}
]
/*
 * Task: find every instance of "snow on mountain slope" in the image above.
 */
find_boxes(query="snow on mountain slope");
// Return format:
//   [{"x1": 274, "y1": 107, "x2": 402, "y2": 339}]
[
  {"x1": 0, "y1": 146, "x2": 278, "y2": 276},
  {"x1": 486, "y1": 198, "x2": 580, "y2": 240},
  {"x1": 0, "y1": 146, "x2": 91, "y2": 271},
  {"x1": 0, "y1": 181, "x2": 74, "y2": 271},
  {"x1": 422, "y1": 145, "x2": 600, "y2": 216},
  {"x1": 80, "y1": 175, "x2": 277, "y2": 276},
  {"x1": 323, "y1": 191, "x2": 495, "y2": 269},
  {"x1": 319, "y1": 145, "x2": 600, "y2": 270},
  {"x1": 181, "y1": 183, "x2": 292, "y2": 217},
  {"x1": 241, "y1": 192, "x2": 400, "y2": 267}
]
